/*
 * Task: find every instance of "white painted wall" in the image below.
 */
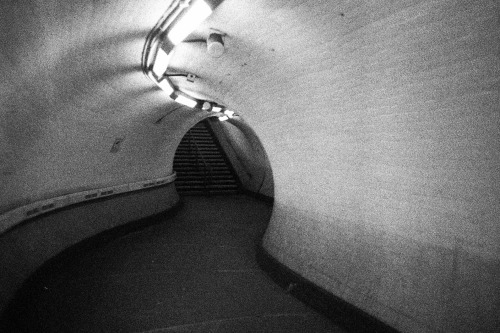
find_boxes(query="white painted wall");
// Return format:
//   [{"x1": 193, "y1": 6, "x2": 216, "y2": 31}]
[
  {"x1": 182, "y1": 0, "x2": 499, "y2": 331},
  {"x1": 0, "y1": 0, "x2": 191, "y2": 216},
  {"x1": 0, "y1": 185, "x2": 179, "y2": 315}
]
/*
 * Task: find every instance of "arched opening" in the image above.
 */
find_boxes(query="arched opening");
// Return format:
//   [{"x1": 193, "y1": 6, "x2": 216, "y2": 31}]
[
  {"x1": 173, "y1": 116, "x2": 275, "y2": 200},
  {"x1": 173, "y1": 119, "x2": 240, "y2": 196}
]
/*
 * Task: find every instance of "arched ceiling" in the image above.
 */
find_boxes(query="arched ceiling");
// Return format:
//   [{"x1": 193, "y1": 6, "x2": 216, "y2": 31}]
[
  {"x1": 0, "y1": 0, "x2": 201, "y2": 211},
  {"x1": 2, "y1": 0, "x2": 498, "y2": 223}
]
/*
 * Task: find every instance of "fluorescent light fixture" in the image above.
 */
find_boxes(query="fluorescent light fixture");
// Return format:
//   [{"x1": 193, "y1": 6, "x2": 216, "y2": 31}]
[
  {"x1": 223, "y1": 110, "x2": 235, "y2": 118},
  {"x1": 152, "y1": 48, "x2": 171, "y2": 77},
  {"x1": 211, "y1": 106, "x2": 222, "y2": 112},
  {"x1": 218, "y1": 115, "x2": 229, "y2": 121},
  {"x1": 167, "y1": 0, "x2": 212, "y2": 45},
  {"x1": 155, "y1": 79, "x2": 174, "y2": 95},
  {"x1": 175, "y1": 94, "x2": 197, "y2": 108}
]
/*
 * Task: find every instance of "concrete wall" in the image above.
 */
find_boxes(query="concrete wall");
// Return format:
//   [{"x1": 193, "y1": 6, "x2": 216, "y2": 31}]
[{"x1": 208, "y1": 118, "x2": 274, "y2": 197}]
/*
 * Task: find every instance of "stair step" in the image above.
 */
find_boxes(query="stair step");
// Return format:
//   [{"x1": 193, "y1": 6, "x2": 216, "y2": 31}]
[
  {"x1": 176, "y1": 180, "x2": 237, "y2": 185},
  {"x1": 175, "y1": 168, "x2": 231, "y2": 172},
  {"x1": 174, "y1": 162, "x2": 229, "y2": 166},
  {"x1": 175, "y1": 170, "x2": 232, "y2": 175},
  {"x1": 179, "y1": 137, "x2": 214, "y2": 140},
  {"x1": 176, "y1": 185, "x2": 238, "y2": 190},
  {"x1": 173, "y1": 161, "x2": 225, "y2": 165},
  {"x1": 179, "y1": 142, "x2": 217, "y2": 149},
  {"x1": 173, "y1": 120, "x2": 239, "y2": 197},
  {"x1": 177, "y1": 191, "x2": 239, "y2": 196},
  {"x1": 174, "y1": 156, "x2": 225, "y2": 160},
  {"x1": 175, "y1": 168, "x2": 231, "y2": 173},
  {"x1": 175, "y1": 149, "x2": 221, "y2": 152},
  {"x1": 175, "y1": 152, "x2": 222, "y2": 156},
  {"x1": 176, "y1": 174, "x2": 233, "y2": 179},
  {"x1": 174, "y1": 158, "x2": 226, "y2": 166},
  {"x1": 174, "y1": 157, "x2": 225, "y2": 166},
  {"x1": 174, "y1": 170, "x2": 231, "y2": 174},
  {"x1": 176, "y1": 166, "x2": 230, "y2": 170}
]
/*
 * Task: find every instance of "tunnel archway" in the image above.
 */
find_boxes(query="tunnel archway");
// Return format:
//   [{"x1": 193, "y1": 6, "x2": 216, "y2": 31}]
[{"x1": 173, "y1": 116, "x2": 275, "y2": 200}]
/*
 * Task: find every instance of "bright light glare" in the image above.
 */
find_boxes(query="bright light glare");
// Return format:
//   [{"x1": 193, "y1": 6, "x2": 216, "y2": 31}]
[
  {"x1": 211, "y1": 106, "x2": 222, "y2": 112},
  {"x1": 175, "y1": 95, "x2": 197, "y2": 108},
  {"x1": 218, "y1": 115, "x2": 229, "y2": 121},
  {"x1": 152, "y1": 48, "x2": 171, "y2": 77},
  {"x1": 167, "y1": 0, "x2": 212, "y2": 45},
  {"x1": 223, "y1": 110, "x2": 235, "y2": 118},
  {"x1": 156, "y1": 79, "x2": 174, "y2": 95}
]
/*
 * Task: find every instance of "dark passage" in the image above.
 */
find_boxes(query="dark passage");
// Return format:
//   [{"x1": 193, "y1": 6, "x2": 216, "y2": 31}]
[
  {"x1": 174, "y1": 121, "x2": 239, "y2": 196},
  {"x1": 4, "y1": 195, "x2": 345, "y2": 332}
]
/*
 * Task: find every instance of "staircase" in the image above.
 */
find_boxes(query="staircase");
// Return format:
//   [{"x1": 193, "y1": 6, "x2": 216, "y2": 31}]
[{"x1": 173, "y1": 120, "x2": 239, "y2": 196}]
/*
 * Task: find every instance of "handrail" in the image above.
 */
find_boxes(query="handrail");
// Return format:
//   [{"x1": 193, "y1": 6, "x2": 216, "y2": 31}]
[
  {"x1": 186, "y1": 131, "x2": 213, "y2": 194},
  {"x1": 0, "y1": 173, "x2": 177, "y2": 235}
]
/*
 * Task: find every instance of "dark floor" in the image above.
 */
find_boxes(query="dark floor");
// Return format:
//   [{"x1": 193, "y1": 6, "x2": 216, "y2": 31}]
[{"x1": 5, "y1": 195, "x2": 345, "y2": 332}]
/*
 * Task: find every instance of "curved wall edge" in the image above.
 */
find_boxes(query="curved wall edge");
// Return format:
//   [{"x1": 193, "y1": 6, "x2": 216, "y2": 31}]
[
  {"x1": 0, "y1": 180, "x2": 179, "y2": 316},
  {"x1": 256, "y1": 244, "x2": 400, "y2": 333},
  {"x1": 0, "y1": 173, "x2": 177, "y2": 235},
  {"x1": 262, "y1": 241, "x2": 424, "y2": 333}
]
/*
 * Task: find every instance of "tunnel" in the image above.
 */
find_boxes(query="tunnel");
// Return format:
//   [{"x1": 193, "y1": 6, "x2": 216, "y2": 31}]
[{"x1": 0, "y1": 0, "x2": 499, "y2": 332}]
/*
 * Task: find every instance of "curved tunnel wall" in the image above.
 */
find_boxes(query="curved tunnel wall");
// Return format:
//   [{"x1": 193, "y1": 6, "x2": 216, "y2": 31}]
[
  {"x1": 0, "y1": 0, "x2": 213, "y2": 316},
  {"x1": 176, "y1": 0, "x2": 498, "y2": 332},
  {"x1": 0, "y1": 0, "x2": 499, "y2": 332},
  {"x1": 0, "y1": 0, "x2": 196, "y2": 214}
]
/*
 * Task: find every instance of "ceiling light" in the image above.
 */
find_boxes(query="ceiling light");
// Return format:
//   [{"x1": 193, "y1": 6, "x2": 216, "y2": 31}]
[
  {"x1": 175, "y1": 94, "x2": 197, "y2": 108},
  {"x1": 152, "y1": 48, "x2": 171, "y2": 77},
  {"x1": 211, "y1": 106, "x2": 223, "y2": 112},
  {"x1": 167, "y1": 0, "x2": 212, "y2": 45},
  {"x1": 223, "y1": 110, "x2": 235, "y2": 118},
  {"x1": 156, "y1": 79, "x2": 174, "y2": 95},
  {"x1": 218, "y1": 115, "x2": 229, "y2": 121}
]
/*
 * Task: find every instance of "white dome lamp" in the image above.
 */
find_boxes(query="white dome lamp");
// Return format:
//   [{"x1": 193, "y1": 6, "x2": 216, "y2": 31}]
[{"x1": 207, "y1": 32, "x2": 225, "y2": 57}]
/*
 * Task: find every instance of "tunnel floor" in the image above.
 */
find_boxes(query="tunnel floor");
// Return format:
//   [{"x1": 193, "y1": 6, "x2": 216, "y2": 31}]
[{"x1": 5, "y1": 195, "x2": 345, "y2": 332}]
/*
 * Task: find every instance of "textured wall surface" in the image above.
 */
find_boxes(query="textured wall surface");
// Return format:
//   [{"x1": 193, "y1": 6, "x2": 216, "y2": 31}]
[
  {"x1": 0, "y1": 0, "x2": 205, "y2": 216},
  {"x1": 0, "y1": 0, "x2": 201, "y2": 317},
  {"x1": 0, "y1": 185, "x2": 178, "y2": 315},
  {"x1": 170, "y1": 0, "x2": 499, "y2": 331},
  {"x1": 1, "y1": 0, "x2": 499, "y2": 332}
]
